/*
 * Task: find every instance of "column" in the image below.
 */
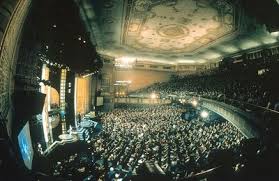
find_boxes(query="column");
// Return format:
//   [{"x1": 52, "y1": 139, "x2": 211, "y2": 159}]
[{"x1": 60, "y1": 68, "x2": 67, "y2": 133}]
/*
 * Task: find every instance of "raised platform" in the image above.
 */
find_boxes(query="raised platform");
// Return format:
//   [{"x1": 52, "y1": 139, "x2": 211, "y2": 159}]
[{"x1": 58, "y1": 134, "x2": 74, "y2": 141}]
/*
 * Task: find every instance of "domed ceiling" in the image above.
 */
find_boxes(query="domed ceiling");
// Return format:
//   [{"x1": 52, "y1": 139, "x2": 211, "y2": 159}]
[{"x1": 76, "y1": 0, "x2": 279, "y2": 65}]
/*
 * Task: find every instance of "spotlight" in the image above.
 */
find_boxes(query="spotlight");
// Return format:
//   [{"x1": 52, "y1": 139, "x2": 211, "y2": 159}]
[
  {"x1": 191, "y1": 100, "x2": 198, "y2": 106},
  {"x1": 200, "y1": 111, "x2": 209, "y2": 118},
  {"x1": 115, "y1": 173, "x2": 120, "y2": 178},
  {"x1": 150, "y1": 93, "x2": 157, "y2": 99}
]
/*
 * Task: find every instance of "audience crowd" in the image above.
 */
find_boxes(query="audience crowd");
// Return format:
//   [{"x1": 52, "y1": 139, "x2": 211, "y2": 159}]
[
  {"x1": 134, "y1": 73, "x2": 279, "y2": 111},
  {"x1": 51, "y1": 104, "x2": 245, "y2": 180}
]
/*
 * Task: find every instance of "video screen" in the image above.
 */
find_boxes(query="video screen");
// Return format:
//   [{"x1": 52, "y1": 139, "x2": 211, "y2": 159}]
[{"x1": 17, "y1": 121, "x2": 34, "y2": 170}]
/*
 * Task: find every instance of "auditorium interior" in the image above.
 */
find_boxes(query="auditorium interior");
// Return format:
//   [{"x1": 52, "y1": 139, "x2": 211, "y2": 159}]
[{"x1": 1, "y1": 0, "x2": 279, "y2": 180}]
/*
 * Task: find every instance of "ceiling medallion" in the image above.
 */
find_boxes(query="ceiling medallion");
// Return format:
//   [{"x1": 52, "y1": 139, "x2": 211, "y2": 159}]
[{"x1": 157, "y1": 24, "x2": 189, "y2": 38}]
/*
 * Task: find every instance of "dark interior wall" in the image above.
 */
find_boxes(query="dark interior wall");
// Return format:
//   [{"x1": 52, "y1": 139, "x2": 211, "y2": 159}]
[
  {"x1": 15, "y1": 2, "x2": 42, "y2": 92},
  {"x1": 30, "y1": 0, "x2": 99, "y2": 74},
  {"x1": 242, "y1": 0, "x2": 279, "y2": 32},
  {"x1": 0, "y1": 0, "x2": 32, "y2": 137}
]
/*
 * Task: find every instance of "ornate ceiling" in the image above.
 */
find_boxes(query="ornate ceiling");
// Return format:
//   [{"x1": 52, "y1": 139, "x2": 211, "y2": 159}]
[
  {"x1": 76, "y1": 0, "x2": 279, "y2": 65},
  {"x1": 123, "y1": 0, "x2": 235, "y2": 54}
]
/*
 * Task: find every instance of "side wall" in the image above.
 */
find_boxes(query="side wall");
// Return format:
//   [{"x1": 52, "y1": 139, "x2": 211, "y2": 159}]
[{"x1": 0, "y1": 0, "x2": 32, "y2": 137}]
